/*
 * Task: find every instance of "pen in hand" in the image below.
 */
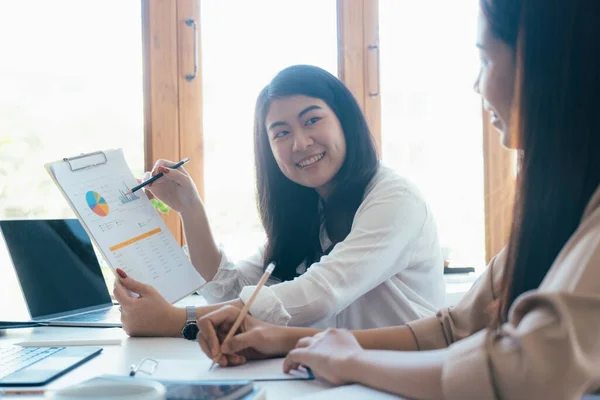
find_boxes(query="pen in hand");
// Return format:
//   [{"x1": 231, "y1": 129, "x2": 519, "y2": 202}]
[
  {"x1": 209, "y1": 264, "x2": 275, "y2": 371},
  {"x1": 126, "y1": 157, "x2": 190, "y2": 194}
]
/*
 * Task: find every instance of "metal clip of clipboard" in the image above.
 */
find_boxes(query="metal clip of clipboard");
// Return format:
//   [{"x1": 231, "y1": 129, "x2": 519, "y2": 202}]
[{"x1": 62, "y1": 151, "x2": 108, "y2": 172}]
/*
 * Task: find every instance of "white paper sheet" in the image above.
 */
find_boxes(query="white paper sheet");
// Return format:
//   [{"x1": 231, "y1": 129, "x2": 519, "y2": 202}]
[
  {"x1": 49, "y1": 149, "x2": 205, "y2": 303},
  {"x1": 146, "y1": 358, "x2": 312, "y2": 382}
]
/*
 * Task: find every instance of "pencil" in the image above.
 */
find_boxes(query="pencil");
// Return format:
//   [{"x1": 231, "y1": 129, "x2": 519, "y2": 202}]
[
  {"x1": 209, "y1": 264, "x2": 275, "y2": 371},
  {"x1": 126, "y1": 157, "x2": 190, "y2": 194}
]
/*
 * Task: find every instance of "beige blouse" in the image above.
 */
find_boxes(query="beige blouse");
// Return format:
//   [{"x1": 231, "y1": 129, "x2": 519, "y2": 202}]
[{"x1": 407, "y1": 185, "x2": 600, "y2": 400}]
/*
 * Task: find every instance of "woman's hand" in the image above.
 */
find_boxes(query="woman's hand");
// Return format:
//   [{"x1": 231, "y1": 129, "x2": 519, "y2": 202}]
[
  {"x1": 113, "y1": 268, "x2": 185, "y2": 337},
  {"x1": 141, "y1": 159, "x2": 203, "y2": 214},
  {"x1": 283, "y1": 329, "x2": 363, "y2": 385},
  {"x1": 197, "y1": 305, "x2": 293, "y2": 367}
]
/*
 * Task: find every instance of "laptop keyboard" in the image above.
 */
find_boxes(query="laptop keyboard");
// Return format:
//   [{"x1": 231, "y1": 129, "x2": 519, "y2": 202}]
[
  {"x1": 55, "y1": 307, "x2": 121, "y2": 323},
  {"x1": 0, "y1": 346, "x2": 64, "y2": 380}
]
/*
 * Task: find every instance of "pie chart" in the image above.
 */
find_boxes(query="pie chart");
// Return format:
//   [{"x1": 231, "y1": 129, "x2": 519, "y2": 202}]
[{"x1": 86, "y1": 191, "x2": 109, "y2": 217}]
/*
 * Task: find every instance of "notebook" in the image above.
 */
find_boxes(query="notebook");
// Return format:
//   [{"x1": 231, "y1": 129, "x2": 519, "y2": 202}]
[{"x1": 45, "y1": 149, "x2": 206, "y2": 304}]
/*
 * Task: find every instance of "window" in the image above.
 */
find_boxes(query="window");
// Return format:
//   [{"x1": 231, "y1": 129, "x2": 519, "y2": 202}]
[
  {"x1": 0, "y1": 0, "x2": 144, "y2": 310},
  {"x1": 200, "y1": 0, "x2": 338, "y2": 260},
  {"x1": 0, "y1": 1, "x2": 144, "y2": 219},
  {"x1": 0, "y1": 1, "x2": 508, "y2": 313},
  {"x1": 379, "y1": 0, "x2": 485, "y2": 267}
]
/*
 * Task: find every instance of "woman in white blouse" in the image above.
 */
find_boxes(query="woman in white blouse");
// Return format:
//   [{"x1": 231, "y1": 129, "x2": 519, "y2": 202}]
[{"x1": 113, "y1": 65, "x2": 445, "y2": 337}]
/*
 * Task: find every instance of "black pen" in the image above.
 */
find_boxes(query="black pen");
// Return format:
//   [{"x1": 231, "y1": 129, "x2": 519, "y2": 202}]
[{"x1": 127, "y1": 157, "x2": 190, "y2": 194}]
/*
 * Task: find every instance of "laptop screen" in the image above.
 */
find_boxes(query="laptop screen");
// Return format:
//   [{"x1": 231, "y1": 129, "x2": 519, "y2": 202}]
[{"x1": 0, "y1": 219, "x2": 111, "y2": 318}]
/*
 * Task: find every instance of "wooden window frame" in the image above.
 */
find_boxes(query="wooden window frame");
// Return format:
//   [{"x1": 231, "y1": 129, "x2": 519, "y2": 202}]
[
  {"x1": 143, "y1": 0, "x2": 514, "y2": 263},
  {"x1": 337, "y1": 0, "x2": 381, "y2": 155},
  {"x1": 142, "y1": 0, "x2": 203, "y2": 244},
  {"x1": 340, "y1": 0, "x2": 515, "y2": 263}
]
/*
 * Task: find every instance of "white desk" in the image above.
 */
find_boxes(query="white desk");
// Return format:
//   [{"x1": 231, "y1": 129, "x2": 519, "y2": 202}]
[
  {"x1": 4, "y1": 327, "x2": 600, "y2": 399},
  {"x1": 0, "y1": 326, "x2": 341, "y2": 399},
  {"x1": 0, "y1": 277, "x2": 476, "y2": 400}
]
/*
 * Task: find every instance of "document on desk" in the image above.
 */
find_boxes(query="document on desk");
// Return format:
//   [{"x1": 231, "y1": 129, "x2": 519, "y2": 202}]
[
  {"x1": 149, "y1": 358, "x2": 313, "y2": 382},
  {"x1": 46, "y1": 149, "x2": 206, "y2": 304}
]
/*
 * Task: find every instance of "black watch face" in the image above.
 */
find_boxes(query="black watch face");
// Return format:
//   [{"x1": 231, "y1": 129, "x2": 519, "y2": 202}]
[{"x1": 183, "y1": 322, "x2": 199, "y2": 340}]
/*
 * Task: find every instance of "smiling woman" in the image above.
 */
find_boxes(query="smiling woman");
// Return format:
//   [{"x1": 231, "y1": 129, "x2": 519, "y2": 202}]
[
  {"x1": 114, "y1": 65, "x2": 446, "y2": 338},
  {"x1": 264, "y1": 97, "x2": 347, "y2": 197}
]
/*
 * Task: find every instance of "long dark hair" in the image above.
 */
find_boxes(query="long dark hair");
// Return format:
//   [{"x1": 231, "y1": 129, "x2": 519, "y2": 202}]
[
  {"x1": 253, "y1": 65, "x2": 379, "y2": 282},
  {"x1": 483, "y1": 0, "x2": 600, "y2": 323}
]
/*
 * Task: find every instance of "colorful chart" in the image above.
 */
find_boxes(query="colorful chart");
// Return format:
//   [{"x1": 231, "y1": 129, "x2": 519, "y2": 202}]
[{"x1": 86, "y1": 191, "x2": 109, "y2": 217}]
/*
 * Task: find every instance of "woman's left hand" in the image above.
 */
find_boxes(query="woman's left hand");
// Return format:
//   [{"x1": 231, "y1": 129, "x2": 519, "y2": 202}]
[
  {"x1": 283, "y1": 329, "x2": 363, "y2": 385},
  {"x1": 113, "y1": 268, "x2": 185, "y2": 337}
]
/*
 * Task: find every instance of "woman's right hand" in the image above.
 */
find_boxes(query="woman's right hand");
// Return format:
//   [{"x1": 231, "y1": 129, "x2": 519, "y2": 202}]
[
  {"x1": 197, "y1": 305, "x2": 292, "y2": 367},
  {"x1": 142, "y1": 159, "x2": 202, "y2": 214}
]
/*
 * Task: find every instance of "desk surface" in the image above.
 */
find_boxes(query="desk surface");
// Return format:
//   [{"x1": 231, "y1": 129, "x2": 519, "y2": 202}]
[
  {"x1": 4, "y1": 327, "x2": 600, "y2": 400},
  {"x1": 0, "y1": 326, "x2": 341, "y2": 399},
  {"x1": 0, "y1": 277, "x2": 476, "y2": 399}
]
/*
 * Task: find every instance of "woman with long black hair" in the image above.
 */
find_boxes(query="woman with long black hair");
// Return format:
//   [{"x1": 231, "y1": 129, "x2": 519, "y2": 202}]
[
  {"x1": 114, "y1": 65, "x2": 445, "y2": 339},
  {"x1": 196, "y1": 1, "x2": 600, "y2": 398}
]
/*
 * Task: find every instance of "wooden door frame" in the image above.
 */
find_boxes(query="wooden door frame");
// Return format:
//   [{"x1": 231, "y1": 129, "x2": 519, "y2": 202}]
[
  {"x1": 337, "y1": 0, "x2": 381, "y2": 155},
  {"x1": 142, "y1": 0, "x2": 203, "y2": 243},
  {"x1": 143, "y1": 0, "x2": 513, "y2": 261}
]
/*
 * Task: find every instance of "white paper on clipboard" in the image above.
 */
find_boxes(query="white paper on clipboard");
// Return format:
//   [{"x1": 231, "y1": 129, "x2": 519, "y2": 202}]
[{"x1": 45, "y1": 149, "x2": 205, "y2": 304}]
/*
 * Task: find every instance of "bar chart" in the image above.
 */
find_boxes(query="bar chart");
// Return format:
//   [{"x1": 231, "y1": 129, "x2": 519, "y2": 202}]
[{"x1": 117, "y1": 182, "x2": 139, "y2": 204}]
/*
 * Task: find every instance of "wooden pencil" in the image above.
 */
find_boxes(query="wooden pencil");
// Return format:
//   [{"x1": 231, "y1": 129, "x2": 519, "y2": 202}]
[{"x1": 209, "y1": 264, "x2": 275, "y2": 370}]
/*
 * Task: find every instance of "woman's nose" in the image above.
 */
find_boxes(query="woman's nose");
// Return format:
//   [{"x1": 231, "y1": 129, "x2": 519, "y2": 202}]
[
  {"x1": 292, "y1": 132, "x2": 314, "y2": 152},
  {"x1": 473, "y1": 75, "x2": 481, "y2": 94}
]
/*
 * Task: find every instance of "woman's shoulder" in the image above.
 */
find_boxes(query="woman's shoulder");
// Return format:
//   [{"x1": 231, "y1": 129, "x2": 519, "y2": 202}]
[
  {"x1": 348, "y1": 164, "x2": 435, "y2": 238},
  {"x1": 363, "y1": 163, "x2": 427, "y2": 203}
]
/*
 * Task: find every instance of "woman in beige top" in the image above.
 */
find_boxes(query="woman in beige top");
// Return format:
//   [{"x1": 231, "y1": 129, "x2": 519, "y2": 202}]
[{"x1": 194, "y1": 0, "x2": 600, "y2": 398}]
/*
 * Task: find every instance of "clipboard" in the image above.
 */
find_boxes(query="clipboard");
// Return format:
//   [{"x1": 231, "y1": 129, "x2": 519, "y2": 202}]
[
  {"x1": 45, "y1": 151, "x2": 108, "y2": 225},
  {"x1": 44, "y1": 151, "x2": 112, "y2": 277},
  {"x1": 45, "y1": 149, "x2": 206, "y2": 304}
]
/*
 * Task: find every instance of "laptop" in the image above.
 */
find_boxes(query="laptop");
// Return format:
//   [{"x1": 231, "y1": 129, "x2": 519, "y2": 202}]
[
  {"x1": 0, "y1": 219, "x2": 121, "y2": 327},
  {"x1": 0, "y1": 345, "x2": 102, "y2": 386}
]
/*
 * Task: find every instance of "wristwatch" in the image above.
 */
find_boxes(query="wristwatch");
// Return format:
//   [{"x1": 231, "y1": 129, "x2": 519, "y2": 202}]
[{"x1": 181, "y1": 306, "x2": 199, "y2": 341}]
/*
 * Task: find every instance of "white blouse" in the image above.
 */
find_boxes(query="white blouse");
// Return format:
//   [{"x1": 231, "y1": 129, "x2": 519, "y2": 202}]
[{"x1": 200, "y1": 165, "x2": 446, "y2": 329}]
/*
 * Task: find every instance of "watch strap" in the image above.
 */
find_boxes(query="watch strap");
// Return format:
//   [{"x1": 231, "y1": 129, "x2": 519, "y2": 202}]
[
  {"x1": 186, "y1": 306, "x2": 196, "y2": 323},
  {"x1": 181, "y1": 306, "x2": 199, "y2": 340}
]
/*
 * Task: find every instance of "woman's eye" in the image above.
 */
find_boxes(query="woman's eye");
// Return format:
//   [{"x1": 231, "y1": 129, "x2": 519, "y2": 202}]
[
  {"x1": 274, "y1": 130, "x2": 289, "y2": 139},
  {"x1": 305, "y1": 117, "x2": 321, "y2": 126}
]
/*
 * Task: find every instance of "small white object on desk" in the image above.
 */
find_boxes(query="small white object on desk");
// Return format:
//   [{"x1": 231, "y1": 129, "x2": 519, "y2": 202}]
[
  {"x1": 16, "y1": 328, "x2": 126, "y2": 347},
  {"x1": 44, "y1": 379, "x2": 166, "y2": 400}
]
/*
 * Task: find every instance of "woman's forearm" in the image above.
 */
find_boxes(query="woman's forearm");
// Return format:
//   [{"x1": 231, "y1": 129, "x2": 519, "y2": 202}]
[
  {"x1": 342, "y1": 349, "x2": 446, "y2": 399},
  {"x1": 266, "y1": 325, "x2": 420, "y2": 355},
  {"x1": 180, "y1": 202, "x2": 222, "y2": 281},
  {"x1": 352, "y1": 325, "x2": 419, "y2": 351},
  {"x1": 280, "y1": 327, "x2": 323, "y2": 352},
  {"x1": 274, "y1": 325, "x2": 419, "y2": 356}
]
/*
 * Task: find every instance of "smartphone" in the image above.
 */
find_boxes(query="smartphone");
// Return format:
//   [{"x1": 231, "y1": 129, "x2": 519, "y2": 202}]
[{"x1": 161, "y1": 379, "x2": 257, "y2": 400}]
